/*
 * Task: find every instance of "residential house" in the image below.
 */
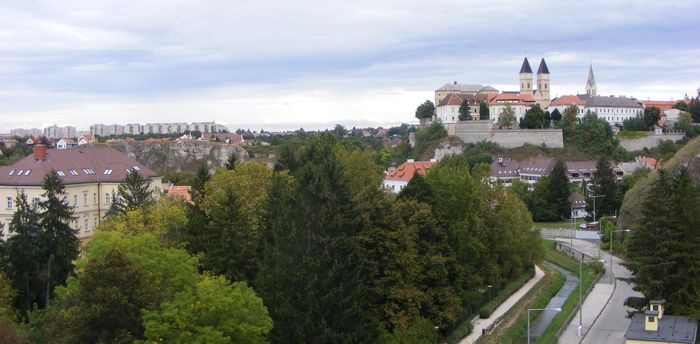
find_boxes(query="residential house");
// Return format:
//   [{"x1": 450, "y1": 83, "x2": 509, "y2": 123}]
[
  {"x1": 202, "y1": 133, "x2": 244, "y2": 145},
  {"x1": 78, "y1": 134, "x2": 96, "y2": 146},
  {"x1": 0, "y1": 146, "x2": 162, "y2": 240},
  {"x1": 619, "y1": 156, "x2": 657, "y2": 175},
  {"x1": 1, "y1": 138, "x2": 17, "y2": 149},
  {"x1": 383, "y1": 159, "x2": 435, "y2": 193},
  {"x1": 518, "y1": 157, "x2": 555, "y2": 188},
  {"x1": 56, "y1": 138, "x2": 78, "y2": 150},
  {"x1": 163, "y1": 183, "x2": 192, "y2": 204},
  {"x1": 382, "y1": 136, "x2": 402, "y2": 148},
  {"x1": 566, "y1": 160, "x2": 623, "y2": 184},
  {"x1": 624, "y1": 300, "x2": 698, "y2": 344},
  {"x1": 489, "y1": 157, "x2": 520, "y2": 187},
  {"x1": 569, "y1": 192, "x2": 588, "y2": 219}
]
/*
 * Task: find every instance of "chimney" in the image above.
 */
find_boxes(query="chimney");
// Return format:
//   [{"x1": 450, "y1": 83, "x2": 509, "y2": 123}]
[
  {"x1": 650, "y1": 300, "x2": 665, "y2": 320},
  {"x1": 644, "y1": 310, "x2": 659, "y2": 332},
  {"x1": 34, "y1": 144, "x2": 47, "y2": 161}
]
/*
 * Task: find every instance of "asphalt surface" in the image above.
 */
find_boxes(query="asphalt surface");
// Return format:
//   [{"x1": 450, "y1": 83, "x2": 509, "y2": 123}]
[{"x1": 555, "y1": 238, "x2": 643, "y2": 344}]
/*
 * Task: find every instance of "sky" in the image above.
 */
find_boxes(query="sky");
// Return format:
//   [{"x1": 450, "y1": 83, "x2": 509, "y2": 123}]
[{"x1": 0, "y1": 0, "x2": 698, "y2": 132}]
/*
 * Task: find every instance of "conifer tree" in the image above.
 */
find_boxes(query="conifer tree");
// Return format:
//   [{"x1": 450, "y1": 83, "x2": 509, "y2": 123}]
[
  {"x1": 2, "y1": 192, "x2": 43, "y2": 316},
  {"x1": 256, "y1": 134, "x2": 380, "y2": 343},
  {"x1": 586, "y1": 157, "x2": 620, "y2": 218},
  {"x1": 398, "y1": 172, "x2": 434, "y2": 206},
  {"x1": 39, "y1": 170, "x2": 79, "y2": 304},
  {"x1": 479, "y1": 101, "x2": 490, "y2": 120},
  {"x1": 225, "y1": 154, "x2": 237, "y2": 170},
  {"x1": 458, "y1": 100, "x2": 470, "y2": 121},
  {"x1": 115, "y1": 170, "x2": 154, "y2": 213}
]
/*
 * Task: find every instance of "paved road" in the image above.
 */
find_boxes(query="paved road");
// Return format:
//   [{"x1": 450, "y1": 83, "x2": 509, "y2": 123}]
[
  {"x1": 529, "y1": 262, "x2": 578, "y2": 339},
  {"x1": 555, "y1": 238, "x2": 643, "y2": 344}
]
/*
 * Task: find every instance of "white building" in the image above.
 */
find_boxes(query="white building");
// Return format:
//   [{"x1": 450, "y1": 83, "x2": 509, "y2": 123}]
[
  {"x1": 10, "y1": 128, "x2": 43, "y2": 138},
  {"x1": 382, "y1": 159, "x2": 435, "y2": 193},
  {"x1": 584, "y1": 96, "x2": 643, "y2": 125},
  {"x1": 436, "y1": 93, "x2": 488, "y2": 123},
  {"x1": 489, "y1": 92, "x2": 536, "y2": 125},
  {"x1": 547, "y1": 95, "x2": 585, "y2": 118}
]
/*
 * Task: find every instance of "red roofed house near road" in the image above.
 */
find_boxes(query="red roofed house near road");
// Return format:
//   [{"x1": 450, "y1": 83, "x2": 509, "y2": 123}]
[
  {"x1": 382, "y1": 159, "x2": 436, "y2": 193},
  {"x1": 0, "y1": 146, "x2": 162, "y2": 239}
]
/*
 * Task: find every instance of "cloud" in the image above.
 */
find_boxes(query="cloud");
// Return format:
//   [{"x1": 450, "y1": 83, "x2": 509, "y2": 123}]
[{"x1": 0, "y1": 0, "x2": 698, "y2": 131}]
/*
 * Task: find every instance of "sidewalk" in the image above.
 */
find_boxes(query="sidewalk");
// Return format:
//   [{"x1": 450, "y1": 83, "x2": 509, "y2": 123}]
[
  {"x1": 554, "y1": 238, "x2": 616, "y2": 343},
  {"x1": 460, "y1": 265, "x2": 545, "y2": 344}
]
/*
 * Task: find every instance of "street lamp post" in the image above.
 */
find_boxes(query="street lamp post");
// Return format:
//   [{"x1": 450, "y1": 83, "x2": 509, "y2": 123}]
[
  {"x1": 587, "y1": 191, "x2": 605, "y2": 258},
  {"x1": 527, "y1": 307, "x2": 562, "y2": 344},
  {"x1": 487, "y1": 285, "x2": 493, "y2": 303},
  {"x1": 578, "y1": 257, "x2": 605, "y2": 336},
  {"x1": 609, "y1": 229, "x2": 631, "y2": 284}
]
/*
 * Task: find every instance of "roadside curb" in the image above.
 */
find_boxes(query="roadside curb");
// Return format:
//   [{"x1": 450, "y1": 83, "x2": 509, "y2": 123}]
[{"x1": 580, "y1": 267, "x2": 617, "y2": 342}]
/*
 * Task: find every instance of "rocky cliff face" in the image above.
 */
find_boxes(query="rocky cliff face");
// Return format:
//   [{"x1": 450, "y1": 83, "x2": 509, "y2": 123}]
[{"x1": 98, "y1": 141, "x2": 249, "y2": 173}]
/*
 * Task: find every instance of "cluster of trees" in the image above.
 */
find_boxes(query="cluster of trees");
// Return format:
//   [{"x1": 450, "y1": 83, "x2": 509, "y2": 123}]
[
  {"x1": 0, "y1": 141, "x2": 32, "y2": 166},
  {"x1": 458, "y1": 100, "x2": 490, "y2": 121},
  {"x1": 0, "y1": 170, "x2": 272, "y2": 343},
  {"x1": 674, "y1": 98, "x2": 700, "y2": 123},
  {"x1": 625, "y1": 167, "x2": 700, "y2": 318},
  {"x1": 557, "y1": 108, "x2": 623, "y2": 157},
  {"x1": 181, "y1": 135, "x2": 543, "y2": 342},
  {"x1": 509, "y1": 160, "x2": 571, "y2": 222},
  {"x1": 621, "y1": 106, "x2": 661, "y2": 131}
]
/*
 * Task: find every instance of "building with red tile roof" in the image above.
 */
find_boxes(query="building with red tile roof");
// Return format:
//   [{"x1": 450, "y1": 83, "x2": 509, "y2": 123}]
[
  {"x1": 490, "y1": 92, "x2": 537, "y2": 127},
  {"x1": 0, "y1": 146, "x2": 162, "y2": 239},
  {"x1": 548, "y1": 95, "x2": 586, "y2": 118},
  {"x1": 163, "y1": 183, "x2": 192, "y2": 204},
  {"x1": 436, "y1": 93, "x2": 490, "y2": 123},
  {"x1": 383, "y1": 159, "x2": 436, "y2": 193}
]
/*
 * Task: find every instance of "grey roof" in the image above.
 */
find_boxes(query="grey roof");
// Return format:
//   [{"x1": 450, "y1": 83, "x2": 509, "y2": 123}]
[
  {"x1": 586, "y1": 96, "x2": 643, "y2": 108},
  {"x1": 520, "y1": 57, "x2": 533, "y2": 73},
  {"x1": 490, "y1": 157, "x2": 520, "y2": 178},
  {"x1": 569, "y1": 192, "x2": 587, "y2": 208},
  {"x1": 625, "y1": 314, "x2": 698, "y2": 344},
  {"x1": 537, "y1": 58, "x2": 550, "y2": 74},
  {"x1": 518, "y1": 157, "x2": 555, "y2": 175},
  {"x1": 437, "y1": 83, "x2": 486, "y2": 92},
  {"x1": 480, "y1": 85, "x2": 499, "y2": 92}
]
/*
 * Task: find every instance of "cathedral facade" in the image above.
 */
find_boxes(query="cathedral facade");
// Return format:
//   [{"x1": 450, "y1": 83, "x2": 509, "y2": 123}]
[{"x1": 519, "y1": 57, "x2": 551, "y2": 108}]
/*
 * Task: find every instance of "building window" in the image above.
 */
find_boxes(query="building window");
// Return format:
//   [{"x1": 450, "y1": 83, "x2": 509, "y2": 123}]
[
  {"x1": 6, "y1": 197, "x2": 12, "y2": 210},
  {"x1": 105, "y1": 193, "x2": 111, "y2": 204},
  {"x1": 93, "y1": 193, "x2": 97, "y2": 204},
  {"x1": 84, "y1": 218, "x2": 89, "y2": 232},
  {"x1": 648, "y1": 316, "x2": 655, "y2": 323},
  {"x1": 73, "y1": 195, "x2": 78, "y2": 207},
  {"x1": 32, "y1": 197, "x2": 40, "y2": 211},
  {"x1": 83, "y1": 193, "x2": 88, "y2": 205},
  {"x1": 94, "y1": 216, "x2": 98, "y2": 229}
]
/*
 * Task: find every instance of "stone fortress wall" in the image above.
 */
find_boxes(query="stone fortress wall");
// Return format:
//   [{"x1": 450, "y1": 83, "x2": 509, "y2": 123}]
[
  {"x1": 445, "y1": 121, "x2": 564, "y2": 148},
  {"x1": 618, "y1": 132, "x2": 685, "y2": 151}
]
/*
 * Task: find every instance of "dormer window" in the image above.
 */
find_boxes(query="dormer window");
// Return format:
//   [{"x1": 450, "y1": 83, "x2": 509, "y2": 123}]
[
  {"x1": 8, "y1": 170, "x2": 14, "y2": 176},
  {"x1": 18, "y1": 170, "x2": 23, "y2": 175},
  {"x1": 69, "y1": 170, "x2": 79, "y2": 176},
  {"x1": 24, "y1": 170, "x2": 31, "y2": 176},
  {"x1": 56, "y1": 170, "x2": 65, "y2": 177},
  {"x1": 103, "y1": 169, "x2": 113, "y2": 175}
]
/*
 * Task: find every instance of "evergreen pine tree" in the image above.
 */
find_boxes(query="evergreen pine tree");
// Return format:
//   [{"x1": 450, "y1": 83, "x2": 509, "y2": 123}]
[
  {"x1": 548, "y1": 160, "x2": 571, "y2": 218},
  {"x1": 398, "y1": 172, "x2": 435, "y2": 206},
  {"x1": 115, "y1": 170, "x2": 154, "y2": 213},
  {"x1": 39, "y1": 170, "x2": 79, "y2": 305},
  {"x1": 479, "y1": 101, "x2": 490, "y2": 120},
  {"x1": 586, "y1": 157, "x2": 620, "y2": 218},
  {"x1": 256, "y1": 134, "x2": 380, "y2": 343},
  {"x1": 2, "y1": 192, "x2": 43, "y2": 316},
  {"x1": 225, "y1": 154, "x2": 237, "y2": 170},
  {"x1": 458, "y1": 100, "x2": 470, "y2": 121}
]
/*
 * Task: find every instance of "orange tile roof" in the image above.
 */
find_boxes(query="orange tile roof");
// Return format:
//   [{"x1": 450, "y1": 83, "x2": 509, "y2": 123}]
[
  {"x1": 165, "y1": 185, "x2": 192, "y2": 204},
  {"x1": 642, "y1": 100, "x2": 676, "y2": 111},
  {"x1": 437, "y1": 93, "x2": 488, "y2": 107},
  {"x1": 550, "y1": 95, "x2": 584, "y2": 106},
  {"x1": 489, "y1": 93, "x2": 535, "y2": 105},
  {"x1": 385, "y1": 161, "x2": 435, "y2": 181}
]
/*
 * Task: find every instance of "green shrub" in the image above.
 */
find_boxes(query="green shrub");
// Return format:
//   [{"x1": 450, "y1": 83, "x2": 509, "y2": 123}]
[{"x1": 479, "y1": 309, "x2": 491, "y2": 319}]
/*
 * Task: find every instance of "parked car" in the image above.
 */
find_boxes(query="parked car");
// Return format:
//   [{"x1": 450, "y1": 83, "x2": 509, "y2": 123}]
[{"x1": 579, "y1": 222, "x2": 598, "y2": 230}]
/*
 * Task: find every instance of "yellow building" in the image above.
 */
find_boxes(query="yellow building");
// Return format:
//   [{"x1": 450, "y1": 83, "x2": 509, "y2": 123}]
[
  {"x1": 0, "y1": 145, "x2": 162, "y2": 239},
  {"x1": 624, "y1": 300, "x2": 698, "y2": 344}
]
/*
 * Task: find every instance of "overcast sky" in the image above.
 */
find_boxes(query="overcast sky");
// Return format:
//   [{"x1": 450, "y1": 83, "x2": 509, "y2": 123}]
[{"x1": 0, "y1": 0, "x2": 698, "y2": 132}]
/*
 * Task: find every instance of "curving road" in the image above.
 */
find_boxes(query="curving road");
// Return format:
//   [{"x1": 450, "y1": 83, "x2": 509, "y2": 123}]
[{"x1": 556, "y1": 238, "x2": 643, "y2": 344}]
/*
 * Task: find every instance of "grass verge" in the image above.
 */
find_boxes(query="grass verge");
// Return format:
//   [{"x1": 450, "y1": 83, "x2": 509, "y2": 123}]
[
  {"x1": 534, "y1": 241, "x2": 604, "y2": 344},
  {"x1": 476, "y1": 264, "x2": 565, "y2": 344},
  {"x1": 446, "y1": 268, "x2": 536, "y2": 344}
]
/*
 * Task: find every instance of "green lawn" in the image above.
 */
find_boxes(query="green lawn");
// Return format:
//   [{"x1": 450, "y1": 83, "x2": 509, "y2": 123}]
[
  {"x1": 533, "y1": 221, "x2": 576, "y2": 230},
  {"x1": 534, "y1": 241, "x2": 604, "y2": 344}
]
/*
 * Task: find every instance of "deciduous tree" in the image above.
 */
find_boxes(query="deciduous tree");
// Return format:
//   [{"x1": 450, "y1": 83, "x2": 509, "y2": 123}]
[
  {"x1": 415, "y1": 100, "x2": 436, "y2": 120},
  {"x1": 497, "y1": 105, "x2": 516, "y2": 129}
]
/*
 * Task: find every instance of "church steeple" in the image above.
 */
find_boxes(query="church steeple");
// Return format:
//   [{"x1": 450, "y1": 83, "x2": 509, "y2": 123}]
[
  {"x1": 535, "y1": 58, "x2": 550, "y2": 106},
  {"x1": 536, "y1": 58, "x2": 550, "y2": 74},
  {"x1": 586, "y1": 64, "x2": 597, "y2": 97},
  {"x1": 520, "y1": 57, "x2": 533, "y2": 96}
]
